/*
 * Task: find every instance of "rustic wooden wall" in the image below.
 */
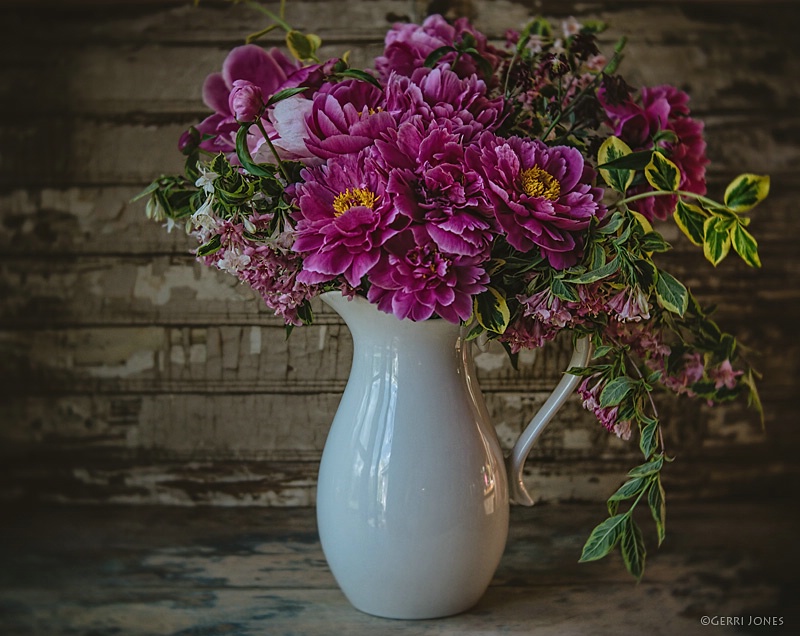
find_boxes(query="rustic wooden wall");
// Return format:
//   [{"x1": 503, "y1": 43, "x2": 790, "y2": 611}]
[{"x1": 1, "y1": 0, "x2": 798, "y2": 506}]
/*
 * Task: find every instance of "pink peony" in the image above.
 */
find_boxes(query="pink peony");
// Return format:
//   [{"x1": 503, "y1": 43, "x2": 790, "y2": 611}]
[
  {"x1": 385, "y1": 67, "x2": 506, "y2": 141},
  {"x1": 292, "y1": 153, "x2": 400, "y2": 287},
  {"x1": 371, "y1": 119, "x2": 494, "y2": 258},
  {"x1": 366, "y1": 229, "x2": 488, "y2": 323},
  {"x1": 303, "y1": 79, "x2": 394, "y2": 159},
  {"x1": 466, "y1": 133, "x2": 606, "y2": 269}
]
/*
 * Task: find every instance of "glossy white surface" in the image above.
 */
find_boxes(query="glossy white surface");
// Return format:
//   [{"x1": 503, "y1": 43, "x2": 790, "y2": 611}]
[{"x1": 317, "y1": 292, "x2": 587, "y2": 619}]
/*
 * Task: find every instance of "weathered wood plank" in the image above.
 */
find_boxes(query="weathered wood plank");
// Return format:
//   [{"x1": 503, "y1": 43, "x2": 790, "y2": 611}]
[
  {"x1": 4, "y1": 115, "x2": 797, "y2": 188},
  {"x1": 0, "y1": 385, "x2": 775, "y2": 462},
  {"x1": 4, "y1": 36, "x2": 795, "y2": 117}
]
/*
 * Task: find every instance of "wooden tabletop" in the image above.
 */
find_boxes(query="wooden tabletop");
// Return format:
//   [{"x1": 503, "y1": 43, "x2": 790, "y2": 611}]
[{"x1": 1, "y1": 500, "x2": 797, "y2": 635}]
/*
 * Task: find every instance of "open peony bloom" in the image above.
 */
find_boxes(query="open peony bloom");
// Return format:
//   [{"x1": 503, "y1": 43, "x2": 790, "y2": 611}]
[
  {"x1": 366, "y1": 229, "x2": 489, "y2": 323},
  {"x1": 373, "y1": 119, "x2": 493, "y2": 258},
  {"x1": 303, "y1": 80, "x2": 394, "y2": 159},
  {"x1": 467, "y1": 133, "x2": 606, "y2": 269},
  {"x1": 188, "y1": 44, "x2": 327, "y2": 161},
  {"x1": 292, "y1": 153, "x2": 400, "y2": 287},
  {"x1": 385, "y1": 67, "x2": 506, "y2": 141}
]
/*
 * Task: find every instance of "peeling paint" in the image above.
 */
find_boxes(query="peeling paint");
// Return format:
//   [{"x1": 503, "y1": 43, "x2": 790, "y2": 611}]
[
  {"x1": 249, "y1": 326, "x2": 261, "y2": 355},
  {"x1": 87, "y1": 350, "x2": 156, "y2": 378}
]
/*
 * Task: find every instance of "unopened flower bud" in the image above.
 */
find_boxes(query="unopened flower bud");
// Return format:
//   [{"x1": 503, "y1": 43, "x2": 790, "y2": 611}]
[{"x1": 229, "y1": 80, "x2": 264, "y2": 123}]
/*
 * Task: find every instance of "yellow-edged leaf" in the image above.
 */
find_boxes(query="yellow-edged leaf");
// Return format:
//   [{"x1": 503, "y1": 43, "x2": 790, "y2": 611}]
[
  {"x1": 724, "y1": 173, "x2": 770, "y2": 212},
  {"x1": 598, "y1": 136, "x2": 635, "y2": 193},
  {"x1": 644, "y1": 151, "x2": 681, "y2": 192},
  {"x1": 674, "y1": 200, "x2": 706, "y2": 247},
  {"x1": 473, "y1": 287, "x2": 510, "y2": 334}
]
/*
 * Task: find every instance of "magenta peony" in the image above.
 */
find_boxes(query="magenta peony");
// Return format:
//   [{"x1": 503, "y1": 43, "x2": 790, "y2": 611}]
[
  {"x1": 466, "y1": 133, "x2": 606, "y2": 269},
  {"x1": 292, "y1": 153, "x2": 400, "y2": 287},
  {"x1": 366, "y1": 230, "x2": 488, "y2": 323}
]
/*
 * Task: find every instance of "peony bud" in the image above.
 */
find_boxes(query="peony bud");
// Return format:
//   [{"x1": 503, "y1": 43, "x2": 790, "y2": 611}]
[{"x1": 228, "y1": 80, "x2": 264, "y2": 123}]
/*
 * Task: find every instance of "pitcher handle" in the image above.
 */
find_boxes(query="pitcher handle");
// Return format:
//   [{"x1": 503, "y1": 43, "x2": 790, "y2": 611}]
[{"x1": 505, "y1": 336, "x2": 593, "y2": 506}]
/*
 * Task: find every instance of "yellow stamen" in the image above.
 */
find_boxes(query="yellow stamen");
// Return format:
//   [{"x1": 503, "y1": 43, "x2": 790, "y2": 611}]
[
  {"x1": 520, "y1": 166, "x2": 561, "y2": 201},
  {"x1": 332, "y1": 187, "x2": 379, "y2": 216}
]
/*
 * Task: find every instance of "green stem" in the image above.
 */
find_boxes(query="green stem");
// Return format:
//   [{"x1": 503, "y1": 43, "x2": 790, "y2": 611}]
[
  {"x1": 617, "y1": 189, "x2": 722, "y2": 211},
  {"x1": 254, "y1": 119, "x2": 292, "y2": 183},
  {"x1": 542, "y1": 46, "x2": 624, "y2": 139},
  {"x1": 244, "y1": 0, "x2": 293, "y2": 32},
  {"x1": 609, "y1": 335, "x2": 665, "y2": 453}
]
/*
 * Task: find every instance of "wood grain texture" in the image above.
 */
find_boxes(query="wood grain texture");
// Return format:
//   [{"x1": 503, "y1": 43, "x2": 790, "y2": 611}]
[
  {"x1": 1, "y1": 501, "x2": 799, "y2": 634},
  {"x1": 1, "y1": 0, "x2": 798, "y2": 505}
]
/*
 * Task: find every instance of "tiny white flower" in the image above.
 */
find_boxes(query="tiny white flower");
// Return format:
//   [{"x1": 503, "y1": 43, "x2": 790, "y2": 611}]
[
  {"x1": 163, "y1": 216, "x2": 179, "y2": 233},
  {"x1": 191, "y1": 196, "x2": 218, "y2": 232},
  {"x1": 243, "y1": 217, "x2": 257, "y2": 233},
  {"x1": 195, "y1": 165, "x2": 220, "y2": 194}
]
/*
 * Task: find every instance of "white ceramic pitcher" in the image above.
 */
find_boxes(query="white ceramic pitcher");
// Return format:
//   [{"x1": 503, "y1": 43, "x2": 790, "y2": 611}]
[{"x1": 317, "y1": 292, "x2": 591, "y2": 619}]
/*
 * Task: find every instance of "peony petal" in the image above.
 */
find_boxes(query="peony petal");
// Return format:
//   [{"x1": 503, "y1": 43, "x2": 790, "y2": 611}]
[
  {"x1": 202, "y1": 73, "x2": 232, "y2": 115},
  {"x1": 223, "y1": 45, "x2": 294, "y2": 97}
]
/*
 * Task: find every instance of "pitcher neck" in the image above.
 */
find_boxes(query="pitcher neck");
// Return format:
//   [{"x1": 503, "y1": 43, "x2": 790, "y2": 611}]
[{"x1": 321, "y1": 292, "x2": 463, "y2": 346}]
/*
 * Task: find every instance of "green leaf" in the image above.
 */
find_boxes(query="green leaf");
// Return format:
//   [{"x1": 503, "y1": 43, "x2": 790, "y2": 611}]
[
  {"x1": 499, "y1": 340, "x2": 520, "y2": 371},
  {"x1": 599, "y1": 375, "x2": 635, "y2": 407},
  {"x1": 639, "y1": 418, "x2": 659, "y2": 458},
  {"x1": 235, "y1": 126, "x2": 274, "y2": 178},
  {"x1": 196, "y1": 234, "x2": 222, "y2": 257},
  {"x1": 335, "y1": 68, "x2": 382, "y2": 89},
  {"x1": 741, "y1": 368, "x2": 764, "y2": 427},
  {"x1": 703, "y1": 215, "x2": 733, "y2": 266},
  {"x1": 596, "y1": 149, "x2": 653, "y2": 171},
  {"x1": 608, "y1": 476, "x2": 648, "y2": 502},
  {"x1": 597, "y1": 211, "x2": 625, "y2": 235},
  {"x1": 551, "y1": 277, "x2": 580, "y2": 302},
  {"x1": 286, "y1": 30, "x2": 321, "y2": 61},
  {"x1": 674, "y1": 200, "x2": 707, "y2": 247},
  {"x1": 265, "y1": 86, "x2": 310, "y2": 107},
  {"x1": 644, "y1": 151, "x2": 681, "y2": 192},
  {"x1": 620, "y1": 516, "x2": 647, "y2": 581},
  {"x1": 633, "y1": 258, "x2": 657, "y2": 291},
  {"x1": 628, "y1": 455, "x2": 664, "y2": 478},
  {"x1": 296, "y1": 300, "x2": 314, "y2": 325},
  {"x1": 597, "y1": 136, "x2": 634, "y2": 193},
  {"x1": 473, "y1": 287, "x2": 511, "y2": 334},
  {"x1": 424, "y1": 45, "x2": 456, "y2": 67},
  {"x1": 592, "y1": 344, "x2": 614, "y2": 359},
  {"x1": 648, "y1": 476, "x2": 667, "y2": 546},
  {"x1": 655, "y1": 269, "x2": 688, "y2": 316},
  {"x1": 579, "y1": 513, "x2": 628, "y2": 562},
  {"x1": 639, "y1": 232, "x2": 671, "y2": 254},
  {"x1": 731, "y1": 222, "x2": 761, "y2": 268},
  {"x1": 724, "y1": 173, "x2": 770, "y2": 212},
  {"x1": 566, "y1": 256, "x2": 619, "y2": 284}
]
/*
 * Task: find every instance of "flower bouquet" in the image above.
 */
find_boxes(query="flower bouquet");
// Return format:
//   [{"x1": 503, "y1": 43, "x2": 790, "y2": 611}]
[{"x1": 137, "y1": 6, "x2": 768, "y2": 580}]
